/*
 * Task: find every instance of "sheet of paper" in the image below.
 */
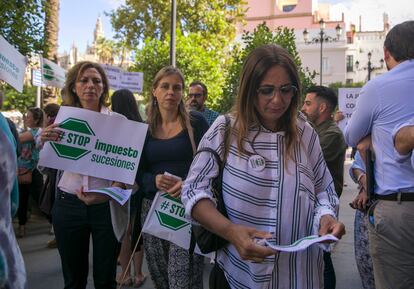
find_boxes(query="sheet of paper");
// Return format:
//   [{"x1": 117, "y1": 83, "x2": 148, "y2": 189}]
[
  {"x1": 87, "y1": 187, "x2": 132, "y2": 206},
  {"x1": 259, "y1": 234, "x2": 338, "y2": 252}
]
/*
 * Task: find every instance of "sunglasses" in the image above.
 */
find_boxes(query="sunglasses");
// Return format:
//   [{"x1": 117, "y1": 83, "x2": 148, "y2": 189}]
[{"x1": 257, "y1": 84, "x2": 297, "y2": 99}]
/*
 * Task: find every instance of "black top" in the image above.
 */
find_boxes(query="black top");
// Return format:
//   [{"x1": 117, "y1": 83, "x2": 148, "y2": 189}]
[{"x1": 137, "y1": 111, "x2": 209, "y2": 200}]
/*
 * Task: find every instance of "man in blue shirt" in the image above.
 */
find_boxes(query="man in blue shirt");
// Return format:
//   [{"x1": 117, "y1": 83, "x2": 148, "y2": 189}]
[
  {"x1": 187, "y1": 81, "x2": 219, "y2": 126},
  {"x1": 344, "y1": 21, "x2": 414, "y2": 289},
  {"x1": 393, "y1": 119, "x2": 414, "y2": 169}
]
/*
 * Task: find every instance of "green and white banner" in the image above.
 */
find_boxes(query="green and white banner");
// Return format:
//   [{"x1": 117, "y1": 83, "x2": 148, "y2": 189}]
[
  {"x1": 0, "y1": 35, "x2": 27, "y2": 92},
  {"x1": 39, "y1": 106, "x2": 148, "y2": 185},
  {"x1": 142, "y1": 175, "x2": 213, "y2": 257},
  {"x1": 40, "y1": 56, "x2": 66, "y2": 88},
  {"x1": 142, "y1": 190, "x2": 191, "y2": 250}
]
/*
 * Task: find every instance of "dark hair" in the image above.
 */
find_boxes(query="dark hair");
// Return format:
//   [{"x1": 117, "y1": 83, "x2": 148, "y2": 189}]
[
  {"x1": 306, "y1": 86, "x2": 338, "y2": 113},
  {"x1": 111, "y1": 89, "x2": 143, "y2": 122},
  {"x1": 233, "y1": 44, "x2": 301, "y2": 157},
  {"x1": 384, "y1": 21, "x2": 414, "y2": 62},
  {"x1": 148, "y1": 66, "x2": 188, "y2": 135},
  {"x1": 189, "y1": 81, "x2": 208, "y2": 97},
  {"x1": 27, "y1": 107, "x2": 44, "y2": 127},
  {"x1": 63, "y1": 61, "x2": 110, "y2": 108},
  {"x1": 43, "y1": 103, "x2": 60, "y2": 118}
]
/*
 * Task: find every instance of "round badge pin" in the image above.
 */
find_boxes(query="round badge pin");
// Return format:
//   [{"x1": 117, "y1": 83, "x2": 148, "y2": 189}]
[{"x1": 248, "y1": 155, "x2": 266, "y2": 171}]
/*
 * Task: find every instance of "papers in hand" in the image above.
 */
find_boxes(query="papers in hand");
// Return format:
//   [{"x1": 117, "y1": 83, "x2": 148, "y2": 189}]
[
  {"x1": 87, "y1": 187, "x2": 132, "y2": 205},
  {"x1": 259, "y1": 234, "x2": 338, "y2": 252}
]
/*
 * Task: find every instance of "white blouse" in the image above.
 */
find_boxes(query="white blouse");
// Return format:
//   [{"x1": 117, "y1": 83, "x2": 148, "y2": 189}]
[{"x1": 182, "y1": 114, "x2": 339, "y2": 289}]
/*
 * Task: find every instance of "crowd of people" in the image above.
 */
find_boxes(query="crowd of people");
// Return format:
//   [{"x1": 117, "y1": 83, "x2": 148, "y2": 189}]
[{"x1": 0, "y1": 20, "x2": 413, "y2": 289}]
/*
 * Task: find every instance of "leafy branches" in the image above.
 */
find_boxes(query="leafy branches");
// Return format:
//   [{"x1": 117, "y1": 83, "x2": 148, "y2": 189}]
[
  {"x1": 221, "y1": 23, "x2": 316, "y2": 112},
  {"x1": 0, "y1": 0, "x2": 45, "y2": 55},
  {"x1": 108, "y1": 0, "x2": 246, "y2": 48}
]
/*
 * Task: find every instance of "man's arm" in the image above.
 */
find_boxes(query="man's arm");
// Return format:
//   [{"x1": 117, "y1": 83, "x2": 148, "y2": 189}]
[
  {"x1": 344, "y1": 83, "x2": 379, "y2": 147},
  {"x1": 394, "y1": 125, "x2": 414, "y2": 155}
]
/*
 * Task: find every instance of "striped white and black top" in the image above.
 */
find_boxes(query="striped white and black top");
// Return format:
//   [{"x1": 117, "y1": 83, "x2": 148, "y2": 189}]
[{"x1": 182, "y1": 114, "x2": 339, "y2": 289}]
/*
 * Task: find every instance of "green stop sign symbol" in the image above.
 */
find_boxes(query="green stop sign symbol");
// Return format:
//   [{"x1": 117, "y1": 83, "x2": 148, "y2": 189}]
[{"x1": 50, "y1": 117, "x2": 95, "y2": 160}]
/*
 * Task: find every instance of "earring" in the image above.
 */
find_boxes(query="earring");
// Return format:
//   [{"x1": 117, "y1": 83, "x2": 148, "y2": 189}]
[{"x1": 153, "y1": 98, "x2": 158, "y2": 106}]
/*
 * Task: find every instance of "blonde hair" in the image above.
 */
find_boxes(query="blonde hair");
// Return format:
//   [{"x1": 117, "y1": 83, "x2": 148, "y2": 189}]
[
  {"x1": 63, "y1": 61, "x2": 110, "y2": 108},
  {"x1": 147, "y1": 66, "x2": 190, "y2": 135},
  {"x1": 233, "y1": 44, "x2": 301, "y2": 158}
]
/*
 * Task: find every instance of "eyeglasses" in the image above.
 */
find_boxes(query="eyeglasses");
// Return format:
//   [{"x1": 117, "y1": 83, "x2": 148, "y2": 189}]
[
  {"x1": 188, "y1": 93, "x2": 203, "y2": 99},
  {"x1": 257, "y1": 84, "x2": 297, "y2": 99}
]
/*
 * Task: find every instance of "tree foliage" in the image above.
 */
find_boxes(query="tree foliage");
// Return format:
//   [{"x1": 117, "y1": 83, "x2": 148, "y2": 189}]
[
  {"x1": 132, "y1": 30, "x2": 228, "y2": 111},
  {"x1": 108, "y1": 0, "x2": 246, "y2": 48},
  {"x1": 1, "y1": 84, "x2": 37, "y2": 113},
  {"x1": 328, "y1": 81, "x2": 365, "y2": 96},
  {"x1": 221, "y1": 23, "x2": 317, "y2": 113},
  {"x1": 0, "y1": 0, "x2": 45, "y2": 55},
  {"x1": 95, "y1": 37, "x2": 119, "y2": 65}
]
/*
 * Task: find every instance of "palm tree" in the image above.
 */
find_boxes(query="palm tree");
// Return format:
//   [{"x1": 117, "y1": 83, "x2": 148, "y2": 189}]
[
  {"x1": 96, "y1": 37, "x2": 118, "y2": 65},
  {"x1": 42, "y1": 0, "x2": 60, "y2": 106}
]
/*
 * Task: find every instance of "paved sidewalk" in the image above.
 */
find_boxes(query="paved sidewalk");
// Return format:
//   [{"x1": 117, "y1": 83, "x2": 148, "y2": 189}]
[{"x1": 18, "y1": 163, "x2": 362, "y2": 289}]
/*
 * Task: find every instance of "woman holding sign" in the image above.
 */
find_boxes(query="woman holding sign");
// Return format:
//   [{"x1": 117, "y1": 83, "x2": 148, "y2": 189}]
[
  {"x1": 182, "y1": 45, "x2": 345, "y2": 289},
  {"x1": 137, "y1": 66, "x2": 208, "y2": 289},
  {"x1": 40, "y1": 61, "x2": 128, "y2": 289}
]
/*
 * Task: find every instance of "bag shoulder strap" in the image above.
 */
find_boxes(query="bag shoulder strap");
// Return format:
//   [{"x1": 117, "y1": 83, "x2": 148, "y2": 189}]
[
  {"x1": 194, "y1": 114, "x2": 231, "y2": 173},
  {"x1": 186, "y1": 117, "x2": 197, "y2": 155}
]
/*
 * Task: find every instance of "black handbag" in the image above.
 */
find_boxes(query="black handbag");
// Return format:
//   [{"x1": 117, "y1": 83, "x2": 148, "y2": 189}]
[{"x1": 191, "y1": 115, "x2": 231, "y2": 254}]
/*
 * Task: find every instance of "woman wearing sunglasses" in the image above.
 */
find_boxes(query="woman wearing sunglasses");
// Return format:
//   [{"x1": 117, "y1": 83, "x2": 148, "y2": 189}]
[{"x1": 183, "y1": 44, "x2": 345, "y2": 289}]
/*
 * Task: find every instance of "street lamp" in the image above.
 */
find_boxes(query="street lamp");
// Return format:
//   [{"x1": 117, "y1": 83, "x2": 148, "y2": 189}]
[
  {"x1": 355, "y1": 52, "x2": 384, "y2": 81},
  {"x1": 170, "y1": 0, "x2": 176, "y2": 67},
  {"x1": 303, "y1": 19, "x2": 342, "y2": 85}
]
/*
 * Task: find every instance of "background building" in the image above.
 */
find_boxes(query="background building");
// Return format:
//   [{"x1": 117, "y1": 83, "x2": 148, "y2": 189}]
[
  {"x1": 58, "y1": 17, "x2": 133, "y2": 70},
  {"x1": 238, "y1": 0, "x2": 388, "y2": 85}
]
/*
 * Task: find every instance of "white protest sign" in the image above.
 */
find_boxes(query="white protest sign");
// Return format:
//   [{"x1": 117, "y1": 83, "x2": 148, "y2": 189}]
[
  {"x1": 142, "y1": 177, "x2": 212, "y2": 257},
  {"x1": 41, "y1": 56, "x2": 66, "y2": 88},
  {"x1": 0, "y1": 35, "x2": 27, "y2": 92},
  {"x1": 142, "y1": 190, "x2": 191, "y2": 249},
  {"x1": 121, "y1": 71, "x2": 143, "y2": 93},
  {"x1": 39, "y1": 106, "x2": 148, "y2": 184},
  {"x1": 142, "y1": 173, "x2": 189, "y2": 248},
  {"x1": 101, "y1": 64, "x2": 122, "y2": 90},
  {"x1": 338, "y1": 88, "x2": 361, "y2": 132}
]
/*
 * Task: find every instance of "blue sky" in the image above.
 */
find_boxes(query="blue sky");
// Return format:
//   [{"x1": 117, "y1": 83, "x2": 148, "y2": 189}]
[
  {"x1": 58, "y1": 0, "x2": 414, "y2": 54},
  {"x1": 58, "y1": 0, "x2": 121, "y2": 53}
]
